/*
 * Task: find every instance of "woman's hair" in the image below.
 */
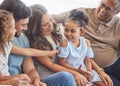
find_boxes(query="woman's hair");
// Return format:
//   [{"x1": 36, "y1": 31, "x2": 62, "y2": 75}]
[
  {"x1": 67, "y1": 9, "x2": 88, "y2": 28},
  {"x1": 0, "y1": 10, "x2": 13, "y2": 51},
  {"x1": 25, "y1": 4, "x2": 62, "y2": 50}
]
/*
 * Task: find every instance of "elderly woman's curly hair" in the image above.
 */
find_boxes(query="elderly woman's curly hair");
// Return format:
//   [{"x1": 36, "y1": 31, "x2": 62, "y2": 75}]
[{"x1": 0, "y1": 10, "x2": 13, "y2": 51}]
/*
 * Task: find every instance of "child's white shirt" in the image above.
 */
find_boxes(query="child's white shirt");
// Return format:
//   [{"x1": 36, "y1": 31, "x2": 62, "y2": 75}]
[{"x1": 0, "y1": 42, "x2": 12, "y2": 76}]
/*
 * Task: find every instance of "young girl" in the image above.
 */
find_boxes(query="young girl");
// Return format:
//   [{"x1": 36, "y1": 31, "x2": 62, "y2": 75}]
[
  {"x1": 58, "y1": 9, "x2": 112, "y2": 86},
  {"x1": 0, "y1": 10, "x2": 31, "y2": 86},
  {"x1": 0, "y1": 9, "x2": 56, "y2": 86}
]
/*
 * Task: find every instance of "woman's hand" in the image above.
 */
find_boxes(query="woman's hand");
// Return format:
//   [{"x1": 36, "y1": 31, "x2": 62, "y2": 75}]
[
  {"x1": 73, "y1": 72, "x2": 89, "y2": 86},
  {"x1": 49, "y1": 50, "x2": 58, "y2": 57},
  {"x1": 33, "y1": 78, "x2": 47, "y2": 86},
  {"x1": 99, "y1": 71, "x2": 113, "y2": 86}
]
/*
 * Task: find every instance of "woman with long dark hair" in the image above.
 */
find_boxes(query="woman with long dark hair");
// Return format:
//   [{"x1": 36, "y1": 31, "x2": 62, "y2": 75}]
[{"x1": 26, "y1": 4, "x2": 89, "y2": 86}]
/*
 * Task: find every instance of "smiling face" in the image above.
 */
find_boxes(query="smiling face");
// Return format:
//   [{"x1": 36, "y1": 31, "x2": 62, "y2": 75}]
[
  {"x1": 96, "y1": 0, "x2": 119, "y2": 22},
  {"x1": 64, "y1": 21, "x2": 84, "y2": 42},
  {"x1": 15, "y1": 17, "x2": 29, "y2": 37},
  {"x1": 41, "y1": 13, "x2": 54, "y2": 36},
  {"x1": 8, "y1": 17, "x2": 16, "y2": 41}
]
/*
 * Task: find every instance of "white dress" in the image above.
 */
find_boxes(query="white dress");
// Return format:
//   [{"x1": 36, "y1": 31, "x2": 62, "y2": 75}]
[{"x1": 0, "y1": 42, "x2": 12, "y2": 76}]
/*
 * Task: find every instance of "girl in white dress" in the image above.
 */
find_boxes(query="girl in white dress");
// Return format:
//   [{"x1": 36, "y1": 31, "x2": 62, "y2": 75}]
[{"x1": 0, "y1": 10, "x2": 16, "y2": 76}]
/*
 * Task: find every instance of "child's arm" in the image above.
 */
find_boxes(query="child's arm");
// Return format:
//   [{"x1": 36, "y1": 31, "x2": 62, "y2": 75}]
[
  {"x1": 0, "y1": 70, "x2": 31, "y2": 83},
  {"x1": 84, "y1": 57, "x2": 93, "y2": 82},
  {"x1": 11, "y1": 44, "x2": 58, "y2": 57},
  {"x1": 85, "y1": 39, "x2": 93, "y2": 73},
  {"x1": 0, "y1": 78, "x2": 31, "y2": 86},
  {"x1": 59, "y1": 58, "x2": 79, "y2": 71},
  {"x1": 58, "y1": 40, "x2": 79, "y2": 71},
  {"x1": 59, "y1": 57, "x2": 93, "y2": 82},
  {"x1": 84, "y1": 57, "x2": 92, "y2": 73}
]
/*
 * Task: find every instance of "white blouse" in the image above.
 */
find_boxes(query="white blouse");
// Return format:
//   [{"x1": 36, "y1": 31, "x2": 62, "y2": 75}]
[{"x1": 0, "y1": 42, "x2": 12, "y2": 76}]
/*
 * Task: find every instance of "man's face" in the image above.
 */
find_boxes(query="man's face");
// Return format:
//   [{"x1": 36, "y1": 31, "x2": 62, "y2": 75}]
[
  {"x1": 96, "y1": 0, "x2": 119, "y2": 22},
  {"x1": 15, "y1": 17, "x2": 29, "y2": 37}
]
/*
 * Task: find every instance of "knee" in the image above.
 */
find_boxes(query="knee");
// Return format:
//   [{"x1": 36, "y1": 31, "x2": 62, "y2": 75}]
[
  {"x1": 57, "y1": 71, "x2": 73, "y2": 78},
  {"x1": 58, "y1": 71, "x2": 76, "y2": 85}
]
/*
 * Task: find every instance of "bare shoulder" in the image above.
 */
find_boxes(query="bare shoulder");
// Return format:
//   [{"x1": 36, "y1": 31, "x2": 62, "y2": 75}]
[
  {"x1": 85, "y1": 38, "x2": 91, "y2": 47},
  {"x1": 60, "y1": 39, "x2": 68, "y2": 47}
]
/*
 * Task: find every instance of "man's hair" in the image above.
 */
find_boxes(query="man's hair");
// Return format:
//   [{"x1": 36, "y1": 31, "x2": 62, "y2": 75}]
[{"x1": 0, "y1": 0, "x2": 32, "y2": 21}]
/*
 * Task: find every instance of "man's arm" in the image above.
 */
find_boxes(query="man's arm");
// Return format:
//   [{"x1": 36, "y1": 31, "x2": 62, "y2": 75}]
[
  {"x1": 0, "y1": 71, "x2": 31, "y2": 82},
  {"x1": 22, "y1": 57, "x2": 46, "y2": 86}
]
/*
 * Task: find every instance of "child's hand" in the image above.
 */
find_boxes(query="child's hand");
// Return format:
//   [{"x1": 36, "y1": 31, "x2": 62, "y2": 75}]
[
  {"x1": 10, "y1": 78, "x2": 31, "y2": 86},
  {"x1": 78, "y1": 65, "x2": 92, "y2": 79},
  {"x1": 87, "y1": 74, "x2": 93, "y2": 82}
]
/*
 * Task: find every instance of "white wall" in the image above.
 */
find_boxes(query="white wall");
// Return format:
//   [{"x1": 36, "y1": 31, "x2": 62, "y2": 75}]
[
  {"x1": 0, "y1": 0, "x2": 120, "y2": 16},
  {"x1": 20, "y1": 0, "x2": 100, "y2": 14}
]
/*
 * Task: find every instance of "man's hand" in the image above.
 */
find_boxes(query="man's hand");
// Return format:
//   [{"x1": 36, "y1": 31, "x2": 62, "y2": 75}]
[{"x1": 33, "y1": 78, "x2": 47, "y2": 86}]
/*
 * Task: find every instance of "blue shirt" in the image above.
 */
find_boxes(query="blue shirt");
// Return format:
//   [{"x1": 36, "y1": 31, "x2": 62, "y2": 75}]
[
  {"x1": 58, "y1": 37, "x2": 102, "y2": 82},
  {"x1": 8, "y1": 33, "x2": 30, "y2": 75},
  {"x1": 58, "y1": 37, "x2": 94, "y2": 69}
]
